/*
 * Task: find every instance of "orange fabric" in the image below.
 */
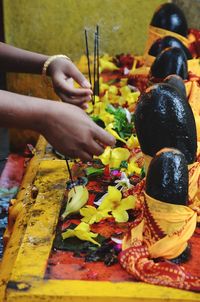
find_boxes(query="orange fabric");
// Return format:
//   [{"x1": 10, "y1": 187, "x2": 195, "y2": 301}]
[
  {"x1": 120, "y1": 193, "x2": 200, "y2": 292},
  {"x1": 188, "y1": 161, "x2": 200, "y2": 219},
  {"x1": 122, "y1": 193, "x2": 196, "y2": 259},
  {"x1": 120, "y1": 241, "x2": 200, "y2": 291},
  {"x1": 186, "y1": 80, "x2": 200, "y2": 142},
  {"x1": 144, "y1": 25, "x2": 189, "y2": 63},
  {"x1": 144, "y1": 25, "x2": 189, "y2": 54}
]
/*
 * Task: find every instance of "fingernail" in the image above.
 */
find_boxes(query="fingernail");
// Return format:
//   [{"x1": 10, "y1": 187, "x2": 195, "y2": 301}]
[
  {"x1": 81, "y1": 79, "x2": 91, "y2": 88},
  {"x1": 111, "y1": 137, "x2": 116, "y2": 145},
  {"x1": 83, "y1": 103, "x2": 89, "y2": 109}
]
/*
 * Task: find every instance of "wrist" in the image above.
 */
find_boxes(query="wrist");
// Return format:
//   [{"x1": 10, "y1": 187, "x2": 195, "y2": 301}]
[{"x1": 42, "y1": 55, "x2": 71, "y2": 83}]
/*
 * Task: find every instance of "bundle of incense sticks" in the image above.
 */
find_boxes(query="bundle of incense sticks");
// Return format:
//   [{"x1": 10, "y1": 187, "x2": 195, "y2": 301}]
[
  {"x1": 84, "y1": 25, "x2": 100, "y2": 104},
  {"x1": 65, "y1": 26, "x2": 100, "y2": 191}
]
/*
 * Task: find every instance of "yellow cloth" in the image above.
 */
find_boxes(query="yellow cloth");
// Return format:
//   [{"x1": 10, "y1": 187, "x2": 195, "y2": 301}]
[
  {"x1": 143, "y1": 26, "x2": 200, "y2": 75},
  {"x1": 144, "y1": 55, "x2": 200, "y2": 76},
  {"x1": 188, "y1": 161, "x2": 200, "y2": 219},
  {"x1": 143, "y1": 153, "x2": 153, "y2": 174},
  {"x1": 144, "y1": 25, "x2": 189, "y2": 55},
  {"x1": 185, "y1": 80, "x2": 200, "y2": 142},
  {"x1": 123, "y1": 193, "x2": 197, "y2": 260},
  {"x1": 188, "y1": 59, "x2": 200, "y2": 77}
]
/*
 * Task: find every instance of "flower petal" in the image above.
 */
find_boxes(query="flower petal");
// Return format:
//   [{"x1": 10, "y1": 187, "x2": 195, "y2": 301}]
[
  {"x1": 99, "y1": 186, "x2": 122, "y2": 210},
  {"x1": 76, "y1": 230, "x2": 100, "y2": 246},
  {"x1": 62, "y1": 229, "x2": 75, "y2": 240},
  {"x1": 126, "y1": 135, "x2": 139, "y2": 149},
  {"x1": 109, "y1": 148, "x2": 130, "y2": 169},
  {"x1": 127, "y1": 159, "x2": 141, "y2": 176},
  {"x1": 75, "y1": 222, "x2": 90, "y2": 232},
  {"x1": 112, "y1": 209, "x2": 129, "y2": 222},
  {"x1": 62, "y1": 222, "x2": 100, "y2": 246},
  {"x1": 98, "y1": 146, "x2": 111, "y2": 166},
  {"x1": 106, "y1": 124, "x2": 126, "y2": 144},
  {"x1": 80, "y1": 206, "x2": 110, "y2": 224},
  {"x1": 120, "y1": 196, "x2": 136, "y2": 210}
]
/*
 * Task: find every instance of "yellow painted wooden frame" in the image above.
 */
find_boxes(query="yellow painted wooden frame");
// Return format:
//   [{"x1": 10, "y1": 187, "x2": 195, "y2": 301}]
[{"x1": 1, "y1": 136, "x2": 200, "y2": 302}]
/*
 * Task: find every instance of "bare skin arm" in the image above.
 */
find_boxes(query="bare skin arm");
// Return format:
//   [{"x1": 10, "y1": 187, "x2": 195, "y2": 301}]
[
  {"x1": 0, "y1": 90, "x2": 115, "y2": 161},
  {"x1": 0, "y1": 42, "x2": 92, "y2": 108}
]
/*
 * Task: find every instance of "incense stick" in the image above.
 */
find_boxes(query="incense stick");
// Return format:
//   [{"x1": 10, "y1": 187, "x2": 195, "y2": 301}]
[
  {"x1": 84, "y1": 29, "x2": 92, "y2": 87},
  {"x1": 65, "y1": 158, "x2": 76, "y2": 193},
  {"x1": 96, "y1": 25, "x2": 100, "y2": 97},
  {"x1": 93, "y1": 30, "x2": 97, "y2": 104}
]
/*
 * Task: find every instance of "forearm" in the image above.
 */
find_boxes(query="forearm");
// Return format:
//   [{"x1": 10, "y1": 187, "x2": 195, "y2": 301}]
[
  {"x1": 0, "y1": 90, "x2": 49, "y2": 131},
  {"x1": 0, "y1": 42, "x2": 48, "y2": 74}
]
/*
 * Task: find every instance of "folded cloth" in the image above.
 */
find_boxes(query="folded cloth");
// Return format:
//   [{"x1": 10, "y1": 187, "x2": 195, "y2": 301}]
[
  {"x1": 185, "y1": 79, "x2": 200, "y2": 142},
  {"x1": 120, "y1": 193, "x2": 200, "y2": 291},
  {"x1": 144, "y1": 25, "x2": 190, "y2": 64},
  {"x1": 143, "y1": 25, "x2": 200, "y2": 75}
]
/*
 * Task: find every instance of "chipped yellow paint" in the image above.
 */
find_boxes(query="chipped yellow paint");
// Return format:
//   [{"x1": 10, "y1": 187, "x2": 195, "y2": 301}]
[
  {"x1": 6, "y1": 280, "x2": 200, "y2": 302},
  {"x1": 0, "y1": 138, "x2": 199, "y2": 301},
  {"x1": 0, "y1": 136, "x2": 47, "y2": 302},
  {"x1": 9, "y1": 159, "x2": 67, "y2": 281}
]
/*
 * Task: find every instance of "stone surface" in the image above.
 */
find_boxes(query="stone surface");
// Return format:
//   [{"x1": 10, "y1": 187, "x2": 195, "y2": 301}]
[{"x1": 173, "y1": 0, "x2": 200, "y2": 30}]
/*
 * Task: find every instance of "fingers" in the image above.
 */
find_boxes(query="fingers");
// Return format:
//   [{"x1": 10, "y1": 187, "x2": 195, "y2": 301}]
[
  {"x1": 65, "y1": 149, "x2": 93, "y2": 162},
  {"x1": 88, "y1": 140, "x2": 105, "y2": 156},
  {"x1": 69, "y1": 141, "x2": 104, "y2": 162},
  {"x1": 58, "y1": 91, "x2": 91, "y2": 107},
  {"x1": 93, "y1": 125, "x2": 116, "y2": 147},
  {"x1": 67, "y1": 62, "x2": 91, "y2": 88},
  {"x1": 53, "y1": 73, "x2": 93, "y2": 98}
]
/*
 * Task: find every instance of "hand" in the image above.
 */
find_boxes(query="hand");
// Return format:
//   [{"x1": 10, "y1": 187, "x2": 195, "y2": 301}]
[
  {"x1": 48, "y1": 57, "x2": 92, "y2": 109},
  {"x1": 41, "y1": 102, "x2": 116, "y2": 161}
]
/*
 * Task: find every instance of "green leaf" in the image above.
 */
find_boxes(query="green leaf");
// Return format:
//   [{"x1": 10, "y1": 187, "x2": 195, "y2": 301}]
[
  {"x1": 106, "y1": 104, "x2": 117, "y2": 115},
  {"x1": 120, "y1": 160, "x2": 128, "y2": 169},
  {"x1": 85, "y1": 167, "x2": 104, "y2": 176}
]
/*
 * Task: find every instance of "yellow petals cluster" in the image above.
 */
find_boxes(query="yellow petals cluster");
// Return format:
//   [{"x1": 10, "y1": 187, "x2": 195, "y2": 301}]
[
  {"x1": 98, "y1": 146, "x2": 130, "y2": 169},
  {"x1": 98, "y1": 186, "x2": 136, "y2": 222},
  {"x1": 80, "y1": 186, "x2": 136, "y2": 225},
  {"x1": 62, "y1": 222, "x2": 100, "y2": 246},
  {"x1": 61, "y1": 186, "x2": 89, "y2": 220},
  {"x1": 80, "y1": 205, "x2": 111, "y2": 224}
]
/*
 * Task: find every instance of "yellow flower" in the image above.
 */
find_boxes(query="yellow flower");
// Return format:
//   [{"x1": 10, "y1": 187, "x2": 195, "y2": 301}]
[
  {"x1": 91, "y1": 101, "x2": 114, "y2": 126},
  {"x1": 126, "y1": 135, "x2": 139, "y2": 149},
  {"x1": 101, "y1": 112, "x2": 114, "y2": 126},
  {"x1": 120, "y1": 86, "x2": 132, "y2": 98},
  {"x1": 98, "y1": 146, "x2": 130, "y2": 168},
  {"x1": 62, "y1": 222, "x2": 100, "y2": 246},
  {"x1": 80, "y1": 205, "x2": 111, "y2": 224},
  {"x1": 61, "y1": 186, "x2": 89, "y2": 220},
  {"x1": 119, "y1": 86, "x2": 140, "y2": 106},
  {"x1": 99, "y1": 186, "x2": 136, "y2": 222},
  {"x1": 126, "y1": 91, "x2": 140, "y2": 106},
  {"x1": 105, "y1": 123, "x2": 126, "y2": 144},
  {"x1": 100, "y1": 82, "x2": 109, "y2": 94},
  {"x1": 119, "y1": 78, "x2": 128, "y2": 87},
  {"x1": 100, "y1": 58, "x2": 119, "y2": 72},
  {"x1": 127, "y1": 158, "x2": 141, "y2": 176},
  {"x1": 108, "y1": 85, "x2": 118, "y2": 95}
]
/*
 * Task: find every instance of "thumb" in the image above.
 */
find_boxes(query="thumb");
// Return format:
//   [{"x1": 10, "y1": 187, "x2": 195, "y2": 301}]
[{"x1": 68, "y1": 62, "x2": 91, "y2": 88}]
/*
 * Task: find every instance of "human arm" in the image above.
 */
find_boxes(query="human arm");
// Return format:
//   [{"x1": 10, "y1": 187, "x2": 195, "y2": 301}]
[
  {"x1": 0, "y1": 43, "x2": 92, "y2": 108},
  {"x1": 0, "y1": 90, "x2": 115, "y2": 161}
]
